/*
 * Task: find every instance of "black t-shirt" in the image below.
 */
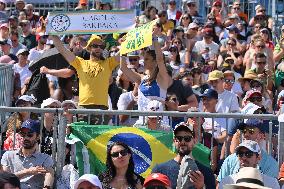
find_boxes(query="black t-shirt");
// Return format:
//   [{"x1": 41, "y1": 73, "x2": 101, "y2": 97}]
[
  {"x1": 167, "y1": 80, "x2": 194, "y2": 105},
  {"x1": 20, "y1": 33, "x2": 37, "y2": 50}
]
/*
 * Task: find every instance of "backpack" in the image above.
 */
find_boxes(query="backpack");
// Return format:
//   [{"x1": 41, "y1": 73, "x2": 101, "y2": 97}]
[{"x1": 24, "y1": 69, "x2": 50, "y2": 107}]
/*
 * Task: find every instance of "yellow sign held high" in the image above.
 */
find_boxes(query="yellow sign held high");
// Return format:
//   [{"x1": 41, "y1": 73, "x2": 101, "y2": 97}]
[{"x1": 120, "y1": 20, "x2": 157, "y2": 55}]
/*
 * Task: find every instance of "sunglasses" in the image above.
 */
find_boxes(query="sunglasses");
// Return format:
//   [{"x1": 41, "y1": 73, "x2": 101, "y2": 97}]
[
  {"x1": 110, "y1": 49, "x2": 119, "y2": 53},
  {"x1": 170, "y1": 97, "x2": 177, "y2": 102},
  {"x1": 236, "y1": 150, "x2": 255, "y2": 158},
  {"x1": 249, "y1": 96, "x2": 262, "y2": 102},
  {"x1": 187, "y1": 3, "x2": 196, "y2": 7},
  {"x1": 20, "y1": 132, "x2": 34, "y2": 138},
  {"x1": 233, "y1": 7, "x2": 240, "y2": 10},
  {"x1": 175, "y1": 135, "x2": 193, "y2": 142},
  {"x1": 173, "y1": 41, "x2": 182, "y2": 44},
  {"x1": 227, "y1": 42, "x2": 236, "y2": 46},
  {"x1": 243, "y1": 128, "x2": 256, "y2": 135},
  {"x1": 110, "y1": 149, "x2": 129, "y2": 158},
  {"x1": 256, "y1": 61, "x2": 266, "y2": 65},
  {"x1": 129, "y1": 58, "x2": 138, "y2": 62},
  {"x1": 259, "y1": 9, "x2": 266, "y2": 12},
  {"x1": 170, "y1": 49, "x2": 177, "y2": 53},
  {"x1": 169, "y1": 2, "x2": 176, "y2": 5},
  {"x1": 182, "y1": 17, "x2": 189, "y2": 20},
  {"x1": 256, "y1": 45, "x2": 265, "y2": 49},
  {"x1": 145, "y1": 186, "x2": 167, "y2": 189},
  {"x1": 224, "y1": 79, "x2": 235, "y2": 84},
  {"x1": 91, "y1": 44, "x2": 104, "y2": 49}
]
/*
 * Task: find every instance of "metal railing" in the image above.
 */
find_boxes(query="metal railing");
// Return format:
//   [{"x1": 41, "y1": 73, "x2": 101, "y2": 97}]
[
  {"x1": 0, "y1": 64, "x2": 13, "y2": 107},
  {"x1": 0, "y1": 106, "x2": 282, "y2": 181}
]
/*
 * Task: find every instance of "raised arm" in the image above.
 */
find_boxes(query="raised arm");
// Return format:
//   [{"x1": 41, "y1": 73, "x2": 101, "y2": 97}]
[
  {"x1": 120, "y1": 56, "x2": 141, "y2": 83},
  {"x1": 153, "y1": 26, "x2": 172, "y2": 89},
  {"x1": 40, "y1": 67, "x2": 75, "y2": 78},
  {"x1": 50, "y1": 35, "x2": 76, "y2": 63}
]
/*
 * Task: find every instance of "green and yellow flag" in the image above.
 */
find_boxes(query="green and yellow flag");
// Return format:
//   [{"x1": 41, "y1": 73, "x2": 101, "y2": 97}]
[{"x1": 70, "y1": 122, "x2": 175, "y2": 177}]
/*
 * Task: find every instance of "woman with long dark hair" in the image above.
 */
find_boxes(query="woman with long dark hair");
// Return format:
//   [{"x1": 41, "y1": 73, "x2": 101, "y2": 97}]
[
  {"x1": 99, "y1": 142, "x2": 144, "y2": 189},
  {"x1": 138, "y1": 6, "x2": 157, "y2": 26}
]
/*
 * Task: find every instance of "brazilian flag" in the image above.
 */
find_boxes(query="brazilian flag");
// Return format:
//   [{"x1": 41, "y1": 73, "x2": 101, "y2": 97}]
[{"x1": 70, "y1": 122, "x2": 175, "y2": 177}]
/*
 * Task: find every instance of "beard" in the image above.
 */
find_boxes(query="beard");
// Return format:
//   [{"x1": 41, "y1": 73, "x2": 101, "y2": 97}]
[
  {"x1": 177, "y1": 145, "x2": 191, "y2": 156},
  {"x1": 22, "y1": 139, "x2": 37, "y2": 149},
  {"x1": 91, "y1": 51, "x2": 103, "y2": 59}
]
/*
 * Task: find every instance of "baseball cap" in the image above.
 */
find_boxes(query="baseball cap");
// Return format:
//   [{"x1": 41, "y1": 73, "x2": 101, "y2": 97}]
[
  {"x1": 127, "y1": 51, "x2": 139, "y2": 57},
  {"x1": 235, "y1": 140, "x2": 261, "y2": 154},
  {"x1": 238, "y1": 118, "x2": 266, "y2": 133},
  {"x1": 21, "y1": 119, "x2": 40, "y2": 134},
  {"x1": 245, "y1": 89, "x2": 262, "y2": 99},
  {"x1": 174, "y1": 26, "x2": 184, "y2": 33},
  {"x1": 19, "y1": 19, "x2": 30, "y2": 26},
  {"x1": 188, "y1": 22, "x2": 199, "y2": 29},
  {"x1": 41, "y1": 98, "x2": 61, "y2": 108},
  {"x1": 200, "y1": 89, "x2": 218, "y2": 99},
  {"x1": 0, "y1": 23, "x2": 8, "y2": 29},
  {"x1": 187, "y1": 0, "x2": 196, "y2": 4},
  {"x1": 15, "y1": 95, "x2": 36, "y2": 106},
  {"x1": 207, "y1": 70, "x2": 224, "y2": 81},
  {"x1": 147, "y1": 100, "x2": 163, "y2": 118},
  {"x1": 226, "y1": 24, "x2": 239, "y2": 33},
  {"x1": 16, "y1": 48, "x2": 29, "y2": 56},
  {"x1": 144, "y1": 173, "x2": 171, "y2": 187},
  {"x1": 8, "y1": 15, "x2": 18, "y2": 21},
  {"x1": 85, "y1": 34, "x2": 103, "y2": 50},
  {"x1": 173, "y1": 122, "x2": 194, "y2": 135},
  {"x1": 0, "y1": 39, "x2": 11, "y2": 46},
  {"x1": 61, "y1": 100, "x2": 77, "y2": 108},
  {"x1": 203, "y1": 27, "x2": 214, "y2": 36},
  {"x1": 0, "y1": 172, "x2": 20, "y2": 188},
  {"x1": 74, "y1": 174, "x2": 102, "y2": 189}
]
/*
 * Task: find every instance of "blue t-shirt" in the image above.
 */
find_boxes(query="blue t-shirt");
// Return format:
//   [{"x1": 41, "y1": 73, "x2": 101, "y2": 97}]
[
  {"x1": 152, "y1": 159, "x2": 216, "y2": 189},
  {"x1": 217, "y1": 149, "x2": 279, "y2": 182}
]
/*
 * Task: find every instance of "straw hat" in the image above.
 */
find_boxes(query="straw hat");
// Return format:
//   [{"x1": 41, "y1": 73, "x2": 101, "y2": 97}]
[
  {"x1": 238, "y1": 70, "x2": 257, "y2": 83},
  {"x1": 224, "y1": 167, "x2": 271, "y2": 189}
]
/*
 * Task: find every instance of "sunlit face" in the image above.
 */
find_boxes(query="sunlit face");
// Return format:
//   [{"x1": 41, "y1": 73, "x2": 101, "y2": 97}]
[
  {"x1": 209, "y1": 79, "x2": 223, "y2": 91},
  {"x1": 242, "y1": 126, "x2": 261, "y2": 141},
  {"x1": 223, "y1": 75, "x2": 235, "y2": 91},
  {"x1": 174, "y1": 130, "x2": 195, "y2": 156},
  {"x1": 19, "y1": 128, "x2": 38, "y2": 149},
  {"x1": 89, "y1": 41, "x2": 104, "y2": 59},
  {"x1": 236, "y1": 147, "x2": 259, "y2": 168},
  {"x1": 143, "y1": 52, "x2": 156, "y2": 70},
  {"x1": 110, "y1": 145, "x2": 131, "y2": 169}
]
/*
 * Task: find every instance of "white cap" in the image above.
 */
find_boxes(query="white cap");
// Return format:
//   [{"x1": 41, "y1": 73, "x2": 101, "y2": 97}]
[
  {"x1": 16, "y1": 48, "x2": 29, "y2": 56},
  {"x1": 41, "y1": 98, "x2": 61, "y2": 108},
  {"x1": 74, "y1": 174, "x2": 102, "y2": 189},
  {"x1": 147, "y1": 100, "x2": 163, "y2": 118},
  {"x1": 15, "y1": 95, "x2": 36, "y2": 106},
  {"x1": 61, "y1": 100, "x2": 77, "y2": 108},
  {"x1": 235, "y1": 140, "x2": 261, "y2": 154},
  {"x1": 188, "y1": 22, "x2": 199, "y2": 29}
]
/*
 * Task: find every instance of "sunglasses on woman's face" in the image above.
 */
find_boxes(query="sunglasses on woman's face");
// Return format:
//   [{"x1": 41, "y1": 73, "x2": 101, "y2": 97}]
[
  {"x1": 236, "y1": 150, "x2": 255, "y2": 158},
  {"x1": 110, "y1": 149, "x2": 129, "y2": 158},
  {"x1": 145, "y1": 186, "x2": 167, "y2": 189},
  {"x1": 249, "y1": 96, "x2": 262, "y2": 102},
  {"x1": 182, "y1": 17, "x2": 189, "y2": 20}
]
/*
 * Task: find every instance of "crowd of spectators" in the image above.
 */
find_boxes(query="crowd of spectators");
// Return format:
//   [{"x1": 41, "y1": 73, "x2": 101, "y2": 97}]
[{"x1": 1, "y1": 0, "x2": 284, "y2": 188}]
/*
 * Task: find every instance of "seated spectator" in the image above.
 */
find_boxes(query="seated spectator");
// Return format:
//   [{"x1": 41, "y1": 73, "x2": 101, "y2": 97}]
[
  {"x1": 24, "y1": 4, "x2": 39, "y2": 30},
  {"x1": 134, "y1": 100, "x2": 170, "y2": 131},
  {"x1": 157, "y1": 10, "x2": 174, "y2": 37},
  {"x1": 19, "y1": 19, "x2": 37, "y2": 50},
  {"x1": 53, "y1": 77, "x2": 75, "y2": 102},
  {"x1": 137, "y1": 6, "x2": 157, "y2": 26},
  {"x1": 223, "y1": 70, "x2": 243, "y2": 98},
  {"x1": 165, "y1": 93, "x2": 184, "y2": 128},
  {"x1": 223, "y1": 167, "x2": 273, "y2": 189},
  {"x1": 98, "y1": 142, "x2": 144, "y2": 189},
  {"x1": 28, "y1": 33, "x2": 47, "y2": 62},
  {"x1": 209, "y1": 70, "x2": 240, "y2": 113},
  {"x1": 74, "y1": 174, "x2": 102, "y2": 189},
  {"x1": 0, "y1": 39, "x2": 18, "y2": 61},
  {"x1": 1, "y1": 119, "x2": 54, "y2": 189},
  {"x1": 219, "y1": 140, "x2": 280, "y2": 188},
  {"x1": 0, "y1": 171, "x2": 20, "y2": 189},
  {"x1": 10, "y1": 30, "x2": 26, "y2": 55},
  {"x1": 179, "y1": 13, "x2": 192, "y2": 33},
  {"x1": 41, "y1": 98, "x2": 61, "y2": 156},
  {"x1": 218, "y1": 119, "x2": 279, "y2": 182},
  {"x1": 143, "y1": 173, "x2": 171, "y2": 189},
  {"x1": 0, "y1": 23, "x2": 9, "y2": 41},
  {"x1": 3, "y1": 95, "x2": 36, "y2": 151},
  {"x1": 200, "y1": 89, "x2": 227, "y2": 143},
  {"x1": 167, "y1": 0, "x2": 182, "y2": 23}
]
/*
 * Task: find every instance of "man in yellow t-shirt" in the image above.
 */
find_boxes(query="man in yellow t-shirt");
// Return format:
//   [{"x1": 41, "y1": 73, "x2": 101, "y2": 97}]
[{"x1": 51, "y1": 35, "x2": 120, "y2": 124}]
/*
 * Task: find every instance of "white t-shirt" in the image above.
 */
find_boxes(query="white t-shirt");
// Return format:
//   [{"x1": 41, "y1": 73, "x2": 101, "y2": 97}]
[
  {"x1": 28, "y1": 48, "x2": 44, "y2": 62},
  {"x1": 13, "y1": 63, "x2": 32, "y2": 88},
  {"x1": 203, "y1": 117, "x2": 227, "y2": 139},
  {"x1": 192, "y1": 40, "x2": 219, "y2": 59},
  {"x1": 167, "y1": 9, "x2": 177, "y2": 21},
  {"x1": 219, "y1": 171, "x2": 280, "y2": 189},
  {"x1": 216, "y1": 90, "x2": 240, "y2": 113},
  {"x1": 117, "y1": 91, "x2": 138, "y2": 126}
]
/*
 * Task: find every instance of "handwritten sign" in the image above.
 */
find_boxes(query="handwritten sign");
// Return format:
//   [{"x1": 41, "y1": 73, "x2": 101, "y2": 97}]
[
  {"x1": 120, "y1": 20, "x2": 157, "y2": 55},
  {"x1": 46, "y1": 10, "x2": 135, "y2": 35}
]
